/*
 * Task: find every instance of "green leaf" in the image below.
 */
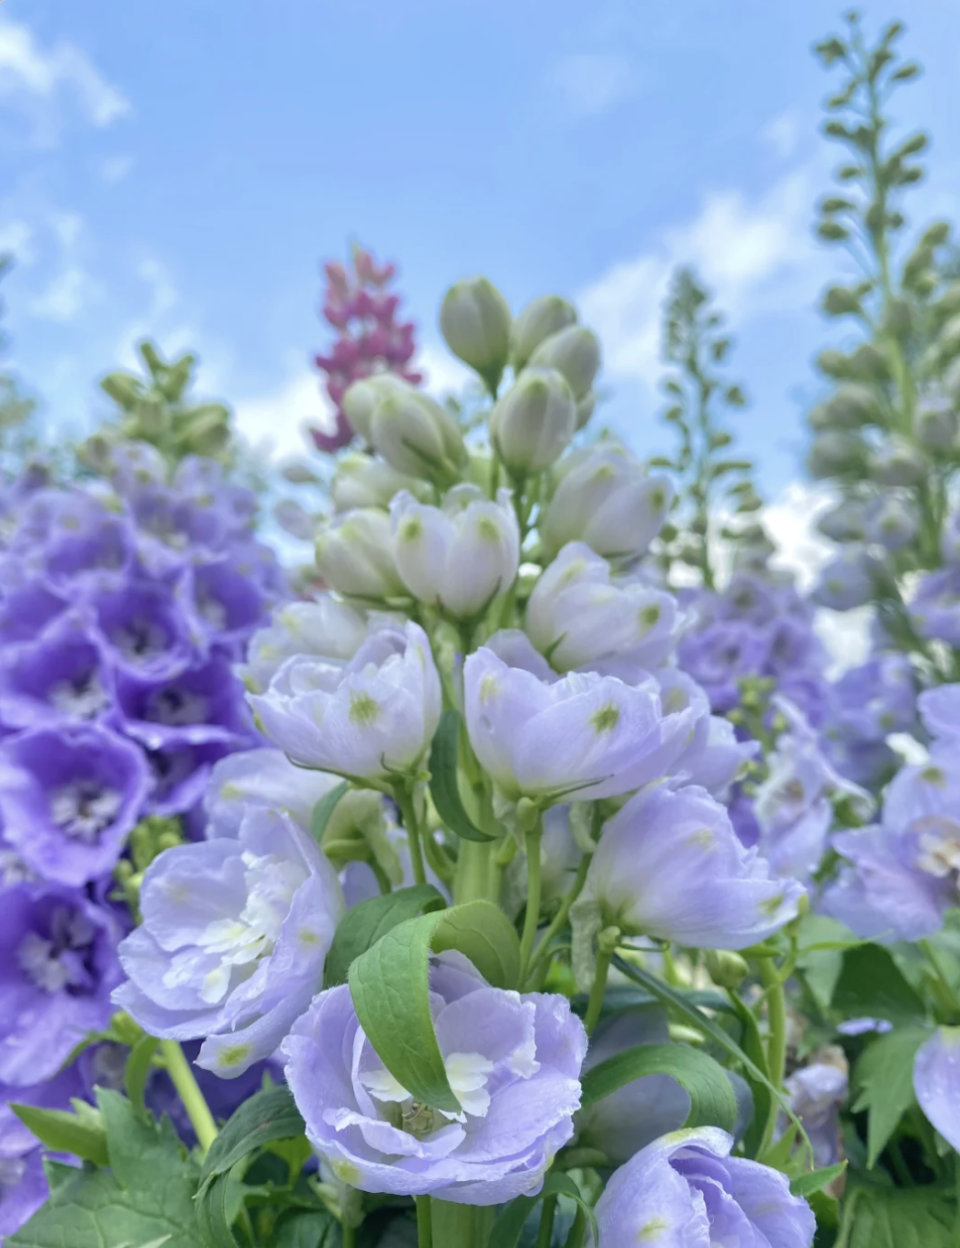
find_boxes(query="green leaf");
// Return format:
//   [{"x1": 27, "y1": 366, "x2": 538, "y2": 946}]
[
  {"x1": 850, "y1": 1026, "x2": 928, "y2": 1167},
  {"x1": 610, "y1": 956, "x2": 809, "y2": 1161},
  {"x1": 726, "y1": 991, "x2": 772, "y2": 1159},
  {"x1": 349, "y1": 901, "x2": 521, "y2": 1114},
  {"x1": 8, "y1": 1090, "x2": 204, "y2": 1248},
  {"x1": 196, "y1": 1169, "x2": 244, "y2": 1248},
  {"x1": 273, "y1": 1210, "x2": 342, "y2": 1248},
  {"x1": 428, "y1": 709, "x2": 495, "y2": 842},
  {"x1": 201, "y1": 1085, "x2": 305, "y2": 1184},
  {"x1": 126, "y1": 1034, "x2": 160, "y2": 1117},
  {"x1": 833, "y1": 946, "x2": 925, "y2": 1027},
  {"x1": 324, "y1": 883, "x2": 446, "y2": 988},
  {"x1": 837, "y1": 1181, "x2": 954, "y2": 1248},
  {"x1": 580, "y1": 1043, "x2": 737, "y2": 1132},
  {"x1": 487, "y1": 1172, "x2": 597, "y2": 1248},
  {"x1": 10, "y1": 1103, "x2": 109, "y2": 1168},
  {"x1": 790, "y1": 1162, "x2": 846, "y2": 1197},
  {"x1": 310, "y1": 781, "x2": 351, "y2": 843}
]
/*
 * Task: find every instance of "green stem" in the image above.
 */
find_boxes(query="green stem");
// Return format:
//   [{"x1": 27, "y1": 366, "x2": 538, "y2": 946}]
[
  {"x1": 159, "y1": 1039, "x2": 217, "y2": 1153},
  {"x1": 920, "y1": 938, "x2": 959, "y2": 1017},
  {"x1": 454, "y1": 838, "x2": 497, "y2": 904},
  {"x1": 583, "y1": 946, "x2": 613, "y2": 1036},
  {"x1": 416, "y1": 1194, "x2": 433, "y2": 1248},
  {"x1": 342, "y1": 1221, "x2": 357, "y2": 1248},
  {"x1": 525, "y1": 854, "x2": 590, "y2": 986},
  {"x1": 394, "y1": 784, "x2": 427, "y2": 886},
  {"x1": 536, "y1": 1194, "x2": 558, "y2": 1248},
  {"x1": 758, "y1": 958, "x2": 787, "y2": 1157},
  {"x1": 518, "y1": 822, "x2": 543, "y2": 979}
]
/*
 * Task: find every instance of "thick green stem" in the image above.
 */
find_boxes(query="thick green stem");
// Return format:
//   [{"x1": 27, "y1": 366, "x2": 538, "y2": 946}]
[
  {"x1": 394, "y1": 785, "x2": 427, "y2": 887},
  {"x1": 758, "y1": 958, "x2": 787, "y2": 1156},
  {"x1": 431, "y1": 1201, "x2": 495, "y2": 1247},
  {"x1": 159, "y1": 1039, "x2": 217, "y2": 1153},
  {"x1": 536, "y1": 1195, "x2": 558, "y2": 1248},
  {"x1": 416, "y1": 1195, "x2": 433, "y2": 1248},
  {"x1": 584, "y1": 946, "x2": 613, "y2": 1036},
  {"x1": 342, "y1": 1221, "x2": 357, "y2": 1248},
  {"x1": 518, "y1": 823, "x2": 543, "y2": 980},
  {"x1": 454, "y1": 839, "x2": 498, "y2": 904}
]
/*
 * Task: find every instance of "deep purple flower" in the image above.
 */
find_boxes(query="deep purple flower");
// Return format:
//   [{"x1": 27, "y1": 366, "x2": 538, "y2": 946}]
[
  {"x1": 90, "y1": 578, "x2": 196, "y2": 681},
  {"x1": 284, "y1": 951, "x2": 586, "y2": 1204},
  {"x1": 0, "y1": 883, "x2": 121, "y2": 1085},
  {"x1": 0, "y1": 724, "x2": 151, "y2": 886},
  {"x1": 180, "y1": 557, "x2": 272, "y2": 655},
  {"x1": 594, "y1": 1127, "x2": 815, "y2": 1248},
  {"x1": 0, "y1": 576, "x2": 67, "y2": 646},
  {"x1": 913, "y1": 1027, "x2": 960, "y2": 1152},
  {"x1": 0, "y1": 613, "x2": 113, "y2": 730},
  {"x1": 113, "y1": 657, "x2": 252, "y2": 751},
  {"x1": 144, "y1": 740, "x2": 235, "y2": 817}
]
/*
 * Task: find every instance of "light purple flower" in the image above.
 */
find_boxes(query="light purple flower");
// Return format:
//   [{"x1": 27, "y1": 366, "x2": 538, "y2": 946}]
[
  {"x1": 113, "y1": 806, "x2": 344, "y2": 1076},
  {"x1": 0, "y1": 724, "x2": 151, "y2": 886},
  {"x1": 810, "y1": 546, "x2": 878, "y2": 611},
  {"x1": 239, "y1": 596, "x2": 368, "y2": 695},
  {"x1": 204, "y1": 748, "x2": 344, "y2": 838},
  {"x1": 579, "y1": 784, "x2": 803, "y2": 950},
  {"x1": 0, "y1": 883, "x2": 122, "y2": 1085},
  {"x1": 594, "y1": 1127, "x2": 815, "y2": 1248},
  {"x1": 463, "y1": 646, "x2": 696, "y2": 804},
  {"x1": 0, "y1": 1151, "x2": 53, "y2": 1239},
  {"x1": 90, "y1": 578, "x2": 196, "y2": 681},
  {"x1": 283, "y1": 951, "x2": 587, "y2": 1204},
  {"x1": 910, "y1": 567, "x2": 960, "y2": 646},
  {"x1": 784, "y1": 1061, "x2": 847, "y2": 1168},
  {"x1": 677, "y1": 619, "x2": 771, "y2": 714},
  {"x1": 914, "y1": 1027, "x2": 960, "y2": 1152},
  {"x1": 526, "y1": 543, "x2": 690, "y2": 675},
  {"x1": 918, "y1": 683, "x2": 960, "y2": 744},
  {"x1": 0, "y1": 612, "x2": 113, "y2": 729},
  {"x1": 249, "y1": 622, "x2": 442, "y2": 782},
  {"x1": 657, "y1": 670, "x2": 756, "y2": 795}
]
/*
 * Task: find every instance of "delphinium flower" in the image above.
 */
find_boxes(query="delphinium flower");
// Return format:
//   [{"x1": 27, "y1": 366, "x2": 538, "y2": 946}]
[
  {"x1": 782, "y1": 1050, "x2": 848, "y2": 1168},
  {"x1": 821, "y1": 653, "x2": 916, "y2": 788},
  {"x1": 312, "y1": 245, "x2": 422, "y2": 453}
]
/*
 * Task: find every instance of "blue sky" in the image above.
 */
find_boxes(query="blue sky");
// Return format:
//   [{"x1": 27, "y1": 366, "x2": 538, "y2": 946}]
[{"x1": 2, "y1": 0, "x2": 959, "y2": 498}]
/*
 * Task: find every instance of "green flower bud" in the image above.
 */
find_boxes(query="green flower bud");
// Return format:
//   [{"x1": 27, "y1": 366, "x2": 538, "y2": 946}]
[
  {"x1": 529, "y1": 326, "x2": 601, "y2": 401},
  {"x1": 703, "y1": 950, "x2": 749, "y2": 989},
  {"x1": 807, "y1": 430, "x2": 865, "y2": 478},
  {"x1": 439, "y1": 277, "x2": 512, "y2": 393},
  {"x1": 100, "y1": 371, "x2": 143, "y2": 409},
  {"x1": 342, "y1": 374, "x2": 408, "y2": 442},
  {"x1": 510, "y1": 294, "x2": 578, "y2": 371},
  {"x1": 362, "y1": 383, "x2": 467, "y2": 484},
  {"x1": 331, "y1": 453, "x2": 422, "y2": 511},
  {"x1": 575, "y1": 390, "x2": 596, "y2": 431},
  {"x1": 315, "y1": 508, "x2": 405, "y2": 600},
  {"x1": 489, "y1": 367, "x2": 577, "y2": 474},
  {"x1": 870, "y1": 437, "x2": 926, "y2": 486},
  {"x1": 824, "y1": 383, "x2": 881, "y2": 428},
  {"x1": 916, "y1": 400, "x2": 958, "y2": 451}
]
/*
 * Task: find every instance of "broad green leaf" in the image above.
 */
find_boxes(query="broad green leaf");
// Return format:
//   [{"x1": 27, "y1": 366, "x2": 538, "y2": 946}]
[
  {"x1": 610, "y1": 956, "x2": 810, "y2": 1161},
  {"x1": 579, "y1": 1043, "x2": 738, "y2": 1132},
  {"x1": 349, "y1": 901, "x2": 521, "y2": 1113},
  {"x1": 428, "y1": 709, "x2": 495, "y2": 842},
  {"x1": 487, "y1": 1171, "x2": 597, "y2": 1248},
  {"x1": 789, "y1": 1161, "x2": 846, "y2": 1197},
  {"x1": 837, "y1": 1180, "x2": 955, "y2": 1248},
  {"x1": 310, "y1": 781, "x2": 351, "y2": 842},
  {"x1": 196, "y1": 1169, "x2": 244, "y2": 1248},
  {"x1": 793, "y1": 915, "x2": 850, "y2": 1012},
  {"x1": 324, "y1": 883, "x2": 446, "y2": 988},
  {"x1": 851, "y1": 1025, "x2": 928, "y2": 1167},
  {"x1": 201, "y1": 1085, "x2": 305, "y2": 1184},
  {"x1": 8, "y1": 1091, "x2": 203, "y2": 1248},
  {"x1": 10, "y1": 1103, "x2": 109, "y2": 1168},
  {"x1": 126, "y1": 1034, "x2": 159, "y2": 1117},
  {"x1": 832, "y1": 946, "x2": 925, "y2": 1027},
  {"x1": 273, "y1": 1210, "x2": 342, "y2": 1248}
]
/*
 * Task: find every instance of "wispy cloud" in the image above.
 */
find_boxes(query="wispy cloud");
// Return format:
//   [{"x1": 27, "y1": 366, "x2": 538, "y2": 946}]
[
  {"x1": 100, "y1": 154, "x2": 135, "y2": 185},
  {"x1": 234, "y1": 368, "x2": 328, "y2": 461},
  {"x1": 29, "y1": 265, "x2": 88, "y2": 321},
  {"x1": 761, "y1": 110, "x2": 803, "y2": 161},
  {"x1": 579, "y1": 163, "x2": 828, "y2": 390},
  {"x1": 0, "y1": 14, "x2": 130, "y2": 145},
  {"x1": 549, "y1": 52, "x2": 636, "y2": 118}
]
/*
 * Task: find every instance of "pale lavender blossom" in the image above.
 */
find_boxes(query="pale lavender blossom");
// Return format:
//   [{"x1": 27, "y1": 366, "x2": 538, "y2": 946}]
[
  {"x1": 283, "y1": 951, "x2": 587, "y2": 1204},
  {"x1": 204, "y1": 748, "x2": 344, "y2": 838},
  {"x1": 238, "y1": 596, "x2": 368, "y2": 694},
  {"x1": 913, "y1": 1027, "x2": 960, "y2": 1152}
]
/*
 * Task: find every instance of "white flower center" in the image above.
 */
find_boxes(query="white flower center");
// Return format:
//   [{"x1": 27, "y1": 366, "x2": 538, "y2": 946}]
[
  {"x1": 360, "y1": 1050, "x2": 494, "y2": 1133},
  {"x1": 51, "y1": 782, "x2": 123, "y2": 842}
]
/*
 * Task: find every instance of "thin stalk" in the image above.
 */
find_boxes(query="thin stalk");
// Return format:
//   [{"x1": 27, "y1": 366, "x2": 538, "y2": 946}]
[
  {"x1": 583, "y1": 946, "x2": 613, "y2": 1036},
  {"x1": 536, "y1": 1195, "x2": 558, "y2": 1248},
  {"x1": 159, "y1": 1040, "x2": 217, "y2": 1153},
  {"x1": 525, "y1": 854, "x2": 590, "y2": 986},
  {"x1": 518, "y1": 821, "x2": 543, "y2": 980},
  {"x1": 394, "y1": 784, "x2": 427, "y2": 886},
  {"x1": 757, "y1": 958, "x2": 787, "y2": 1157},
  {"x1": 416, "y1": 1195, "x2": 433, "y2": 1248}
]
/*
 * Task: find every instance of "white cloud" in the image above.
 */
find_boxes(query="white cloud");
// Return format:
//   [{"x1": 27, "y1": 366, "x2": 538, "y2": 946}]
[
  {"x1": 0, "y1": 14, "x2": 130, "y2": 143},
  {"x1": 0, "y1": 218, "x2": 33, "y2": 262},
  {"x1": 579, "y1": 165, "x2": 827, "y2": 390},
  {"x1": 549, "y1": 53, "x2": 636, "y2": 118},
  {"x1": 234, "y1": 369, "x2": 329, "y2": 461},
  {"x1": 761, "y1": 110, "x2": 802, "y2": 161},
  {"x1": 100, "y1": 154, "x2": 134, "y2": 184},
  {"x1": 416, "y1": 341, "x2": 474, "y2": 398},
  {"x1": 29, "y1": 265, "x2": 88, "y2": 321}
]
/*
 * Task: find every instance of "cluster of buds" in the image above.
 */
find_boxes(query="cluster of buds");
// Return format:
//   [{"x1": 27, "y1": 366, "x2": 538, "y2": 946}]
[{"x1": 312, "y1": 245, "x2": 422, "y2": 453}]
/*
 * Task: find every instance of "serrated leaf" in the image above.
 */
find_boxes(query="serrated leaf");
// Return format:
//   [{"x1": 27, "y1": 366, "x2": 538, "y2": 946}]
[
  {"x1": 201, "y1": 1085, "x2": 305, "y2": 1184},
  {"x1": 487, "y1": 1172, "x2": 597, "y2": 1248},
  {"x1": 837, "y1": 1180, "x2": 953, "y2": 1248},
  {"x1": 310, "y1": 781, "x2": 351, "y2": 843},
  {"x1": 10, "y1": 1103, "x2": 109, "y2": 1168},
  {"x1": 790, "y1": 1161, "x2": 846, "y2": 1197},
  {"x1": 832, "y1": 946, "x2": 924, "y2": 1027},
  {"x1": 580, "y1": 1042, "x2": 737, "y2": 1132},
  {"x1": 348, "y1": 901, "x2": 520, "y2": 1113},
  {"x1": 324, "y1": 883, "x2": 446, "y2": 988},
  {"x1": 428, "y1": 709, "x2": 495, "y2": 842},
  {"x1": 850, "y1": 1025, "x2": 928, "y2": 1166},
  {"x1": 8, "y1": 1091, "x2": 203, "y2": 1248}
]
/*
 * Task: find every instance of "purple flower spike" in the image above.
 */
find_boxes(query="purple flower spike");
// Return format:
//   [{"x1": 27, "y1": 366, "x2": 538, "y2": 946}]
[
  {"x1": 0, "y1": 724, "x2": 151, "y2": 886},
  {"x1": 914, "y1": 1027, "x2": 960, "y2": 1152},
  {"x1": 0, "y1": 613, "x2": 113, "y2": 730},
  {"x1": 181, "y1": 557, "x2": 270, "y2": 654},
  {"x1": 594, "y1": 1127, "x2": 815, "y2": 1248},
  {"x1": 0, "y1": 883, "x2": 121, "y2": 1085},
  {"x1": 114, "y1": 657, "x2": 252, "y2": 751},
  {"x1": 90, "y1": 578, "x2": 196, "y2": 681},
  {"x1": 283, "y1": 951, "x2": 586, "y2": 1204},
  {"x1": 0, "y1": 577, "x2": 67, "y2": 646}
]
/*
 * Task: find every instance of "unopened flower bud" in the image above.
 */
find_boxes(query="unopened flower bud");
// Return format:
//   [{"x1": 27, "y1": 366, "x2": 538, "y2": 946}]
[
  {"x1": 703, "y1": 950, "x2": 750, "y2": 989},
  {"x1": 510, "y1": 295, "x2": 578, "y2": 371},
  {"x1": 439, "y1": 277, "x2": 512, "y2": 392},
  {"x1": 489, "y1": 367, "x2": 576, "y2": 474},
  {"x1": 331, "y1": 453, "x2": 422, "y2": 511},
  {"x1": 541, "y1": 446, "x2": 672, "y2": 560},
  {"x1": 823, "y1": 383, "x2": 880, "y2": 428},
  {"x1": 916, "y1": 400, "x2": 958, "y2": 450},
  {"x1": 342, "y1": 374, "x2": 408, "y2": 442},
  {"x1": 575, "y1": 391, "x2": 596, "y2": 430},
  {"x1": 368, "y1": 385, "x2": 467, "y2": 483},
  {"x1": 315, "y1": 508, "x2": 405, "y2": 600},
  {"x1": 806, "y1": 430, "x2": 865, "y2": 478},
  {"x1": 528, "y1": 326, "x2": 601, "y2": 400},
  {"x1": 870, "y1": 437, "x2": 925, "y2": 487}
]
